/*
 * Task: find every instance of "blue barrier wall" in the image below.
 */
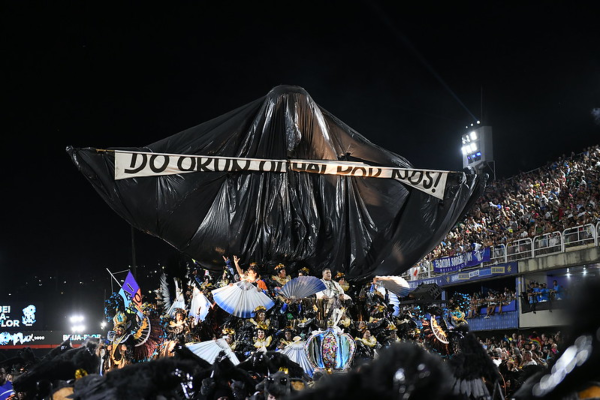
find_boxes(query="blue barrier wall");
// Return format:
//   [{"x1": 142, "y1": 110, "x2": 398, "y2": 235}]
[{"x1": 466, "y1": 310, "x2": 519, "y2": 331}]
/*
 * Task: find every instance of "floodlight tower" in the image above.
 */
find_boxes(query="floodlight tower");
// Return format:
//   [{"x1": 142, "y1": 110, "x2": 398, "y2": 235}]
[{"x1": 460, "y1": 122, "x2": 495, "y2": 180}]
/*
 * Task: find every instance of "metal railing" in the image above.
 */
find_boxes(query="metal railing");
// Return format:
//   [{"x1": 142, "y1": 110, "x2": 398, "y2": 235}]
[
  {"x1": 533, "y1": 231, "x2": 562, "y2": 256},
  {"x1": 507, "y1": 238, "x2": 533, "y2": 261},
  {"x1": 562, "y1": 224, "x2": 596, "y2": 250},
  {"x1": 482, "y1": 244, "x2": 507, "y2": 267},
  {"x1": 408, "y1": 222, "x2": 600, "y2": 281}
]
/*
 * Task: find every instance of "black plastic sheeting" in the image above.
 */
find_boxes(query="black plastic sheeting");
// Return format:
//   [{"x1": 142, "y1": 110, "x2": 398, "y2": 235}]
[{"x1": 67, "y1": 85, "x2": 485, "y2": 281}]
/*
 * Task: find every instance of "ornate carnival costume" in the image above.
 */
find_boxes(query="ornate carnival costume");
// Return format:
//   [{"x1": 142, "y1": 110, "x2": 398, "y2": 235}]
[
  {"x1": 305, "y1": 326, "x2": 355, "y2": 373},
  {"x1": 271, "y1": 263, "x2": 291, "y2": 288},
  {"x1": 282, "y1": 336, "x2": 314, "y2": 377}
]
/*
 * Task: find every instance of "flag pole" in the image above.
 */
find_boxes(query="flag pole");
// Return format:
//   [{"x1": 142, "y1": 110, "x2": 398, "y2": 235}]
[{"x1": 106, "y1": 268, "x2": 123, "y2": 288}]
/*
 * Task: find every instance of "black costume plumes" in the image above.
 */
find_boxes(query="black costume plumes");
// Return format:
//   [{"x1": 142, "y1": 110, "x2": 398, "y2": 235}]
[
  {"x1": 293, "y1": 342, "x2": 454, "y2": 400},
  {"x1": 512, "y1": 279, "x2": 600, "y2": 400},
  {"x1": 447, "y1": 326, "x2": 502, "y2": 399},
  {"x1": 73, "y1": 357, "x2": 197, "y2": 400},
  {"x1": 12, "y1": 339, "x2": 101, "y2": 399}
]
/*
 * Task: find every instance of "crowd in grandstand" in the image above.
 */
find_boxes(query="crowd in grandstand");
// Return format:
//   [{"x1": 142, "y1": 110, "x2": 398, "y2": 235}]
[
  {"x1": 426, "y1": 145, "x2": 600, "y2": 260},
  {"x1": 462, "y1": 287, "x2": 517, "y2": 319},
  {"x1": 478, "y1": 330, "x2": 563, "y2": 397}
]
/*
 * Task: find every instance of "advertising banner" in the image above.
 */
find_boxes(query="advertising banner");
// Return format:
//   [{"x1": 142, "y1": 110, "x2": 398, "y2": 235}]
[
  {"x1": 0, "y1": 302, "x2": 43, "y2": 330},
  {"x1": 0, "y1": 331, "x2": 102, "y2": 348},
  {"x1": 432, "y1": 248, "x2": 491, "y2": 273}
]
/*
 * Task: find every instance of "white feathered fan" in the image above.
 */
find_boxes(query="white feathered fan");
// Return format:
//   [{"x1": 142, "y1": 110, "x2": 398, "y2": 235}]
[
  {"x1": 388, "y1": 292, "x2": 401, "y2": 317},
  {"x1": 280, "y1": 276, "x2": 326, "y2": 300},
  {"x1": 186, "y1": 339, "x2": 240, "y2": 365},
  {"x1": 211, "y1": 281, "x2": 275, "y2": 318},
  {"x1": 375, "y1": 275, "x2": 411, "y2": 297}
]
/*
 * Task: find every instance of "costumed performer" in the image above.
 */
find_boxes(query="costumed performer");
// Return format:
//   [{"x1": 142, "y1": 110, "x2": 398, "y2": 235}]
[
  {"x1": 253, "y1": 328, "x2": 273, "y2": 351},
  {"x1": 271, "y1": 263, "x2": 291, "y2": 290},
  {"x1": 248, "y1": 306, "x2": 271, "y2": 331},
  {"x1": 228, "y1": 255, "x2": 268, "y2": 291},
  {"x1": 315, "y1": 268, "x2": 351, "y2": 324}
]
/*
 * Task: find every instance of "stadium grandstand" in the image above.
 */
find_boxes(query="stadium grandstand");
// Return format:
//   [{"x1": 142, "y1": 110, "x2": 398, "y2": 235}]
[{"x1": 403, "y1": 144, "x2": 600, "y2": 333}]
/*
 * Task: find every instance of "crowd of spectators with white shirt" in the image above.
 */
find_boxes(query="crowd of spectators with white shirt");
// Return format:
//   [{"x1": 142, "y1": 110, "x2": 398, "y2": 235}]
[{"x1": 421, "y1": 145, "x2": 600, "y2": 263}]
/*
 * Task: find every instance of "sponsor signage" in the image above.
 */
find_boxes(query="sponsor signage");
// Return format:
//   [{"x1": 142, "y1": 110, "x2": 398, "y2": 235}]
[
  {"x1": 0, "y1": 331, "x2": 102, "y2": 348},
  {"x1": 432, "y1": 248, "x2": 491, "y2": 273},
  {"x1": 408, "y1": 262, "x2": 517, "y2": 288},
  {"x1": 0, "y1": 302, "x2": 42, "y2": 330}
]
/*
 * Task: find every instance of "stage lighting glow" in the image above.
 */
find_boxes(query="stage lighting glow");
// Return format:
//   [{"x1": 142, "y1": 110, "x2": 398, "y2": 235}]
[
  {"x1": 470, "y1": 131, "x2": 477, "y2": 140},
  {"x1": 70, "y1": 315, "x2": 86, "y2": 333},
  {"x1": 470, "y1": 143, "x2": 477, "y2": 152},
  {"x1": 461, "y1": 146, "x2": 468, "y2": 155}
]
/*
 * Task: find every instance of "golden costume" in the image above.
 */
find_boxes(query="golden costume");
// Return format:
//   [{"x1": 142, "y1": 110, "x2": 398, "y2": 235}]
[
  {"x1": 356, "y1": 335, "x2": 378, "y2": 348},
  {"x1": 249, "y1": 319, "x2": 270, "y2": 331},
  {"x1": 271, "y1": 274, "x2": 291, "y2": 287},
  {"x1": 249, "y1": 306, "x2": 271, "y2": 330},
  {"x1": 253, "y1": 335, "x2": 272, "y2": 349}
]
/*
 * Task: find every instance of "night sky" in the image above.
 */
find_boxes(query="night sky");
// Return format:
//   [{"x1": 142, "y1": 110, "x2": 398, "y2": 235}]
[{"x1": 2, "y1": 2, "x2": 599, "y2": 329}]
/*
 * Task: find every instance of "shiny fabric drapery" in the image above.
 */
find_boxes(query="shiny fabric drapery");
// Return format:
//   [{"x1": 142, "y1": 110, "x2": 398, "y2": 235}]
[{"x1": 67, "y1": 85, "x2": 485, "y2": 280}]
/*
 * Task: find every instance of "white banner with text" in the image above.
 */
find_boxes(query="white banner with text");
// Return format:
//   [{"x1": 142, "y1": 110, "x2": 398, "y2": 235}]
[{"x1": 114, "y1": 151, "x2": 449, "y2": 199}]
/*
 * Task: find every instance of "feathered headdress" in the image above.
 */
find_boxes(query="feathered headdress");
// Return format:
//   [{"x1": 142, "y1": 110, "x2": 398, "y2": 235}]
[
  {"x1": 222, "y1": 327, "x2": 235, "y2": 336},
  {"x1": 254, "y1": 306, "x2": 267, "y2": 313},
  {"x1": 275, "y1": 263, "x2": 286, "y2": 271},
  {"x1": 298, "y1": 267, "x2": 310, "y2": 275},
  {"x1": 113, "y1": 312, "x2": 128, "y2": 329},
  {"x1": 255, "y1": 322, "x2": 270, "y2": 331}
]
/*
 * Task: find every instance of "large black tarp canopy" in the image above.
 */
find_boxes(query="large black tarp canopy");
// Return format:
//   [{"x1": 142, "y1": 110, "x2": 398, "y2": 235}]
[{"x1": 67, "y1": 85, "x2": 485, "y2": 281}]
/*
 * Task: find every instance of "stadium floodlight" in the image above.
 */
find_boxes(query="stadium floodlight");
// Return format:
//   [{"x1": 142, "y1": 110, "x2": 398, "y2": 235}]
[
  {"x1": 70, "y1": 315, "x2": 85, "y2": 333},
  {"x1": 71, "y1": 325, "x2": 86, "y2": 333},
  {"x1": 460, "y1": 125, "x2": 493, "y2": 171},
  {"x1": 100, "y1": 321, "x2": 107, "y2": 329}
]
